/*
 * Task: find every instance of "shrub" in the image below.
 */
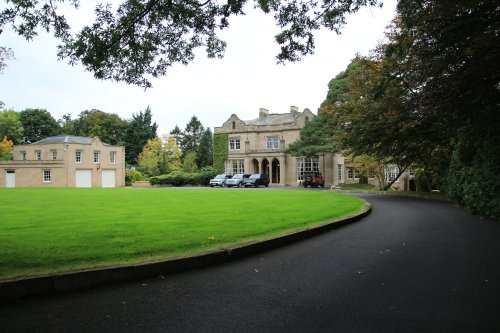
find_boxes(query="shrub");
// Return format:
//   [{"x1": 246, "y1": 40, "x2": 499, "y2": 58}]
[
  {"x1": 415, "y1": 169, "x2": 432, "y2": 192},
  {"x1": 149, "y1": 167, "x2": 218, "y2": 187}
]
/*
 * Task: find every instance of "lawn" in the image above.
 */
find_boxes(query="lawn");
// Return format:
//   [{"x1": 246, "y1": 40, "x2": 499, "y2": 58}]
[{"x1": 0, "y1": 188, "x2": 365, "y2": 281}]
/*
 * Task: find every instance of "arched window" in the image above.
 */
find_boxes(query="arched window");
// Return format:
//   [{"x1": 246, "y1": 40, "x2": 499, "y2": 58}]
[
  {"x1": 232, "y1": 121, "x2": 236, "y2": 129},
  {"x1": 305, "y1": 116, "x2": 309, "y2": 122}
]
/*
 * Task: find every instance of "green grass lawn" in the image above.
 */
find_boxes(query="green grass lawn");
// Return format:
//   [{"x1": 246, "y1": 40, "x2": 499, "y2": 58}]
[{"x1": 0, "y1": 188, "x2": 365, "y2": 281}]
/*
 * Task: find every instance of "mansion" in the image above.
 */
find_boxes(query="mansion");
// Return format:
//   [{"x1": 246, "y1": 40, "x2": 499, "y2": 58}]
[{"x1": 214, "y1": 106, "x2": 412, "y2": 190}]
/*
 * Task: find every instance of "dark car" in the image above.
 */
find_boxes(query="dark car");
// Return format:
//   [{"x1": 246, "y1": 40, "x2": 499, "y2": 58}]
[
  {"x1": 243, "y1": 173, "x2": 270, "y2": 188},
  {"x1": 226, "y1": 174, "x2": 251, "y2": 187},
  {"x1": 302, "y1": 172, "x2": 325, "y2": 188}
]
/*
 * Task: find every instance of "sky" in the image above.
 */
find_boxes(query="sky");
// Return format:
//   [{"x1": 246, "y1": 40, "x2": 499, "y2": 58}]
[{"x1": 0, "y1": 0, "x2": 397, "y2": 136}]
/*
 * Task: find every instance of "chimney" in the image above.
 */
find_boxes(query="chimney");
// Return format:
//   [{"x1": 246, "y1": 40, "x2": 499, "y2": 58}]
[
  {"x1": 290, "y1": 106, "x2": 299, "y2": 116},
  {"x1": 259, "y1": 108, "x2": 269, "y2": 120}
]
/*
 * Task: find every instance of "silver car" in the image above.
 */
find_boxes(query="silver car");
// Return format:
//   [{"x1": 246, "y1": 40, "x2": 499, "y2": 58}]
[
  {"x1": 225, "y1": 174, "x2": 251, "y2": 187},
  {"x1": 209, "y1": 174, "x2": 232, "y2": 187}
]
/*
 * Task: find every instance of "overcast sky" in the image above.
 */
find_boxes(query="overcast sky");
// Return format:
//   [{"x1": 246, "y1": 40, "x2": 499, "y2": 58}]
[{"x1": 0, "y1": 0, "x2": 396, "y2": 136}]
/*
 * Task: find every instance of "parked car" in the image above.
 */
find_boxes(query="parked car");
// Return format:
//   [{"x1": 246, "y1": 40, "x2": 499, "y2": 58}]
[
  {"x1": 209, "y1": 174, "x2": 232, "y2": 187},
  {"x1": 302, "y1": 172, "x2": 325, "y2": 188},
  {"x1": 243, "y1": 173, "x2": 270, "y2": 188},
  {"x1": 226, "y1": 174, "x2": 251, "y2": 187}
]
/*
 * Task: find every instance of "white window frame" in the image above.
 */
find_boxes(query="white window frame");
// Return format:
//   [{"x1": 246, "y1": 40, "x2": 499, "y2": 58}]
[
  {"x1": 229, "y1": 159, "x2": 244, "y2": 174},
  {"x1": 337, "y1": 163, "x2": 344, "y2": 183},
  {"x1": 385, "y1": 165, "x2": 399, "y2": 182},
  {"x1": 93, "y1": 151, "x2": 100, "y2": 163},
  {"x1": 229, "y1": 138, "x2": 240, "y2": 151},
  {"x1": 110, "y1": 152, "x2": 116, "y2": 164},
  {"x1": 43, "y1": 170, "x2": 51, "y2": 183},
  {"x1": 266, "y1": 136, "x2": 279, "y2": 150},
  {"x1": 21, "y1": 151, "x2": 26, "y2": 161},
  {"x1": 51, "y1": 150, "x2": 57, "y2": 160},
  {"x1": 75, "y1": 151, "x2": 82, "y2": 163},
  {"x1": 347, "y1": 168, "x2": 356, "y2": 179},
  {"x1": 296, "y1": 157, "x2": 319, "y2": 181},
  {"x1": 35, "y1": 150, "x2": 41, "y2": 161}
]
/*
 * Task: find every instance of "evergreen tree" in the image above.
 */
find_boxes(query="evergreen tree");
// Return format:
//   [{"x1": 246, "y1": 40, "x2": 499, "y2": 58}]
[
  {"x1": 124, "y1": 106, "x2": 158, "y2": 165},
  {"x1": 180, "y1": 116, "x2": 204, "y2": 154},
  {"x1": 196, "y1": 128, "x2": 213, "y2": 168}
]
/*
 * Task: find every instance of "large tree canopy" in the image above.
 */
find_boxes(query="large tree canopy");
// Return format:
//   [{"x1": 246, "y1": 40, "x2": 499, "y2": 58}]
[
  {"x1": 0, "y1": 0, "x2": 381, "y2": 88},
  {"x1": 19, "y1": 108, "x2": 60, "y2": 143}
]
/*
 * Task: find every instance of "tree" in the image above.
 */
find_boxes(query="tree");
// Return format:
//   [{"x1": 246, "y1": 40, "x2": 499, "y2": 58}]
[
  {"x1": 163, "y1": 135, "x2": 182, "y2": 173},
  {"x1": 0, "y1": 109, "x2": 24, "y2": 144},
  {"x1": 169, "y1": 125, "x2": 183, "y2": 147},
  {"x1": 137, "y1": 137, "x2": 166, "y2": 177},
  {"x1": 72, "y1": 109, "x2": 128, "y2": 145},
  {"x1": 180, "y1": 116, "x2": 204, "y2": 154},
  {"x1": 0, "y1": 46, "x2": 14, "y2": 109},
  {"x1": 287, "y1": 111, "x2": 339, "y2": 157},
  {"x1": 19, "y1": 108, "x2": 60, "y2": 143},
  {"x1": 58, "y1": 113, "x2": 77, "y2": 135},
  {"x1": 351, "y1": 155, "x2": 387, "y2": 190},
  {"x1": 196, "y1": 127, "x2": 213, "y2": 168},
  {"x1": 0, "y1": 0, "x2": 381, "y2": 88},
  {"x1": 0, "y1": 135, "x2": 13, "y2": 160},
  {"x1": 124, "y1": 106, "x2": 158, "y2": 165},
  {"x1": 182, "y1": 151, "x2": 198, "y2": 173}
]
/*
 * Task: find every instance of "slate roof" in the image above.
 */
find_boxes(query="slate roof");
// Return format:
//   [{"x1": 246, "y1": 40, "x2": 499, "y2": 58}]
[
  {"x1": 31, "y1": 135, "x2": 107, "y2": 145},
  {"x1": 244, "y1": 113, "x2": 299, "y2": 126}
]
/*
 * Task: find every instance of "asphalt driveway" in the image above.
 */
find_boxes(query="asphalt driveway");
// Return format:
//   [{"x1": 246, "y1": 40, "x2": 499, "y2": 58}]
[{"x1": 1, "y1": 193, "x2": 499, "y2": 332}]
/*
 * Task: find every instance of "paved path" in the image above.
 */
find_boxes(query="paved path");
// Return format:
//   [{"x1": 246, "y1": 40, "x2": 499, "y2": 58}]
[{"x1": 1, "y1": 194, "x2": 499, "y2": 332}]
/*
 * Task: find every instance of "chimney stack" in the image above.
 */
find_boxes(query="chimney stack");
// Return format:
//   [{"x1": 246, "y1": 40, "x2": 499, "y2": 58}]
[
  {"x1": 290, "y1": 106, "x2": 299, "y2": 116},
  {"x1": 259, "y1": 108, "x2": 269, "y2": 120}
]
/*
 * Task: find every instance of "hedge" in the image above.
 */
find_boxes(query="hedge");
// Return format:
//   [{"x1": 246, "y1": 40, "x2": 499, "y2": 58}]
[{"x1": 149, "y1": 167, "x2": 218, "y2": 186}]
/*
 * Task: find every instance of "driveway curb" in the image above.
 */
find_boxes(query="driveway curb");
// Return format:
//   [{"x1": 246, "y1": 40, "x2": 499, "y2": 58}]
[{"x1": 0, "y1": 201, "x2": 371, "y2": 302}]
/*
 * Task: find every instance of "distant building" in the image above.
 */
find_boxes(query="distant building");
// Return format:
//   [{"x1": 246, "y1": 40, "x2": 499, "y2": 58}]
[
  {"x1": 0, "y1": 135, "x2": 125, "y2": 188},
  {"x1": 215, "y1": 106, "x2": 412, "y2": 189}
]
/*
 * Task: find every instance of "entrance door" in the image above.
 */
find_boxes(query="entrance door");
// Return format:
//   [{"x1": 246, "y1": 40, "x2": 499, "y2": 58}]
[
  {"x1": 101, "y1": 170, "x2": 116, "y2": 188},
  {"x1": 76, "y1": 170, "x2": 92, "y2": 187},
  {"x1": 6, "y1": 171, "x2": 15, "y2": 188}
]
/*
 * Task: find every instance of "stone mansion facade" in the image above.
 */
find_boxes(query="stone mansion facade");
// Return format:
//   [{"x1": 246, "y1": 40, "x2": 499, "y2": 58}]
[{"x1": 215, "y1": 106, "x2": 412, "y2": 189}]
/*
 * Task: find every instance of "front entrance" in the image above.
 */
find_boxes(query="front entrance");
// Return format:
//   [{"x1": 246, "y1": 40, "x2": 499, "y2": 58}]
[
  {"x1": 271, "y1": 158, "x2": 280, "y2": 184},
  {"x1": 6, "y1": 171, "x2": 15, "y2": 188}
]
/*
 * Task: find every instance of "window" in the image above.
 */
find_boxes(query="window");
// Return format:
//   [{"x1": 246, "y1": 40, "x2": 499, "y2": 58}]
[
  {"x1": 75, "y1": 151, "x2": 82, "y2": 163},
  {"x1": 368, "y1": 170, "x2": 375, "y2": 178},
  {"x1": 385, "y1": 165, "x2": 399, "y2": 182},
  {"x1": 347, "y1": 168, "x2": 356, "y2": 179},
  {"x1": 229, "y1": 138, "x2": 240, "y2": 151},
  {"x1": 43, "y1": 170, "x2": 51, "y2": 183},
  {"x1": 296, "y1": 157, "x2": 319, "y2": 181},
  {"x1": 337, "y1": 163, "x2": 344, "y2": 183},
  {"x1": 226, "y1": 159, "x2": 244, "y2": 174},
  {"x1": 110, "y1": 152, "x2": 116, "y2": 164},
  {"x1": 266, "y1": 136, "x2": 279, "y2": 150},
  {"x1": 232, "y1": 121, "x2": 236, "y2": 130},
  {"x1": 35, "y1": 151, "x2": 41, "y2": 161},
  {"x1": 20, "y1": 151, "x2": 26, "y2": 161},
  {"x1": 93, "y1": 151, "x2": 100, "y2": 163},
  {"x1": 51, "y1": 150, "x2": 57, "y2": 160}
]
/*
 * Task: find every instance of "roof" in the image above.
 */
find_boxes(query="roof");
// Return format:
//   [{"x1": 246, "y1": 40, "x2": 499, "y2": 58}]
[
  {"x1": 31, "y1": 135, "x2": 108, "y2": 145},
  {"x1": 244, "y1": 113, "x2": 299, "y2": 126}
]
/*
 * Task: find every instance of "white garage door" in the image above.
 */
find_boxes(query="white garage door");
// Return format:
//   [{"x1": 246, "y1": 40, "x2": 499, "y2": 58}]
[
  {"x1": 76, "y1": 170, "x2": 92, "y2": 188},
  {"x1": 101, "y1": 170, "x2": 116, "y2": 188}
]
